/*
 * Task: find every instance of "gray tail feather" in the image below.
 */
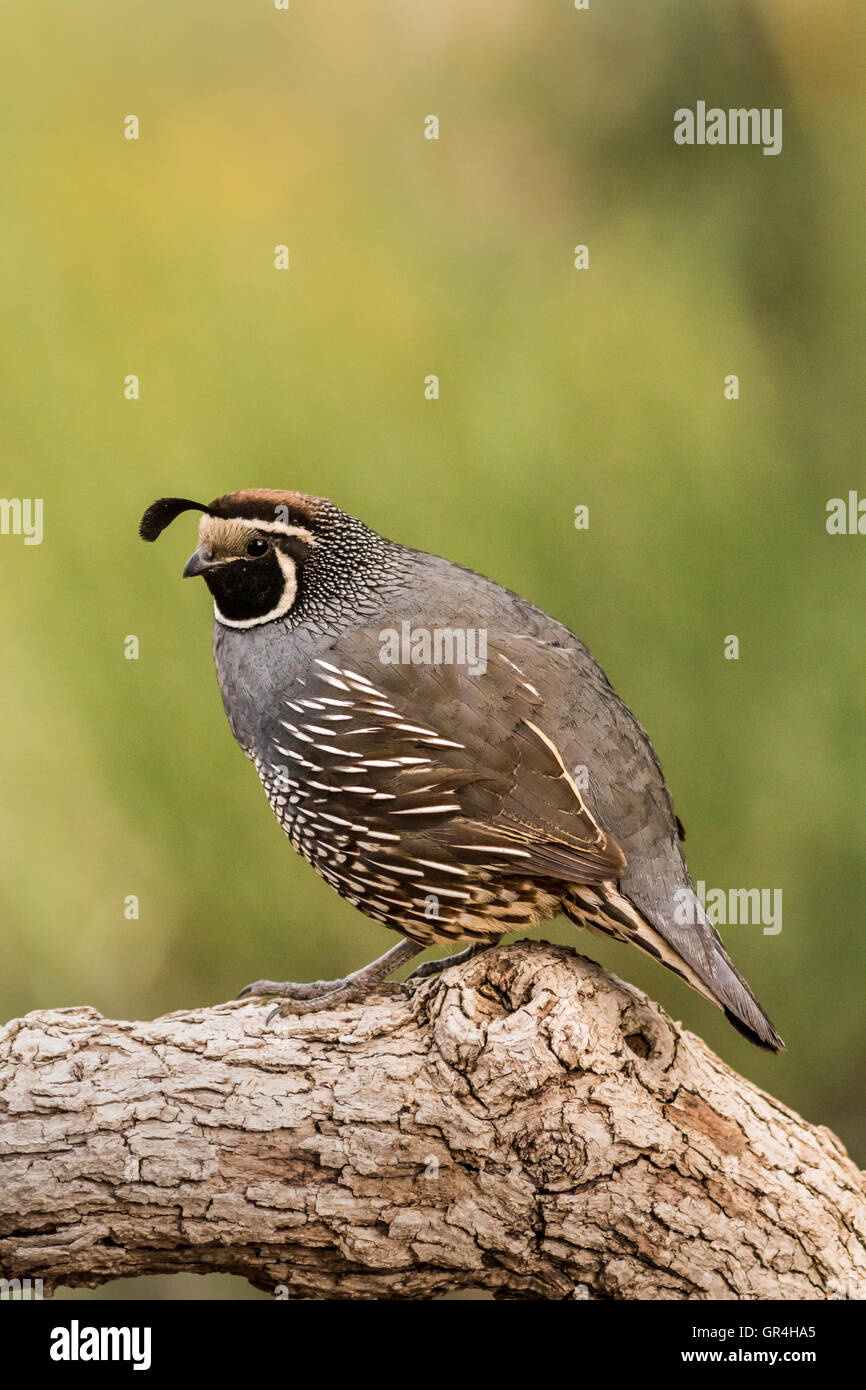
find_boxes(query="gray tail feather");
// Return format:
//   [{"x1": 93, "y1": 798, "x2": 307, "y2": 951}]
[
  {"x1": 565, "y1": 884, "x2": 784, "y2": 1052},
  {"x1": 723, "y1": 1003, "x2": 784, "y2": 1052},
  {"x1": 700, "y1": 937, "x2": 784, "y2": 1052},
  {"x1": 674, "y1": 893, "x2": 784, "y2": 1052}
]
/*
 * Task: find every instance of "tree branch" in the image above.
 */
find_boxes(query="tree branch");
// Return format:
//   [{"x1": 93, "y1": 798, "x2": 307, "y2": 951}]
[{"x1": 1, "y1": 942, "x2": 863, "y2": 1300}]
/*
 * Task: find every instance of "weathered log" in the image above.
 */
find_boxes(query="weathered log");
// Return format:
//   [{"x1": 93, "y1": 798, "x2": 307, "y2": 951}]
[{"x1": 0, "y1": 942, "x2": 863, "y2": 1300}]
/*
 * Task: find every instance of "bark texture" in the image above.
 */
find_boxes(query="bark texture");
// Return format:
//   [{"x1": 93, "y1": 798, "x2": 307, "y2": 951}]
[{"x1": 0, "y1": 942, "x2": 863, "y2": 1300}]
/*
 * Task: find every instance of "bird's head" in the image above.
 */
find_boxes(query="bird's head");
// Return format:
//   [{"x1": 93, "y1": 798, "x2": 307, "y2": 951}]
[{"x1": 140, "y1": 488, "x2": 360, "y2": 629}]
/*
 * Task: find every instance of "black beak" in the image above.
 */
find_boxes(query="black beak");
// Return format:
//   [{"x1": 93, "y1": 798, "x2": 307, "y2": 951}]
[{"x1": 183, "y1": 545, "x2": 220, "y2": 578}]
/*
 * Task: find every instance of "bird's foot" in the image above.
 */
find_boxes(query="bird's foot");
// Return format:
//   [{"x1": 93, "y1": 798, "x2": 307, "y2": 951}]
[
  {"x1": 238, "y1": 976, "x2": 346, "y2": 1002},
  {"x1": 405, "y1": 943, "x2": 485, "y2": 981},
  {"x1": 238, "y1": 975, "x2": 368, "y2": 1021},
  {"x1": 265, "y1": 979, "x2": 372, "y2": 1021},
  {"x1": 238, "y1": 937, "x2": 423, "y2": 1024}
]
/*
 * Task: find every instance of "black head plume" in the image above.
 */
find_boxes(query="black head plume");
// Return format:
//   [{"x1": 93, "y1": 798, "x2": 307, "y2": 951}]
[{"x1": 139, "y1": 497, "x2": 217, "y2": 542}]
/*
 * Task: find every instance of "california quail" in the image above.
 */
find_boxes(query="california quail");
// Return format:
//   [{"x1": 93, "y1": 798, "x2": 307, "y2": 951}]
[{"x1": 140, "y1": 489, "x2": 783, "y2": 1049}]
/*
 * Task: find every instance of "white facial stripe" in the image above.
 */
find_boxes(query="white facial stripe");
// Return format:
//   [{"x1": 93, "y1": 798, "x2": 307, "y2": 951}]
[
  {"x1": 204, "y1": 518, "x2": 314, "y2": 630},
  {"x1": 243, "y1": 520, "x2": 315, "y2": 544},
  {"x1": 198, "y1": 514, "x2": 316, "y2": 555},
  {"x1": 214, "y1": 548, "x2": 299, "y2": 629}
]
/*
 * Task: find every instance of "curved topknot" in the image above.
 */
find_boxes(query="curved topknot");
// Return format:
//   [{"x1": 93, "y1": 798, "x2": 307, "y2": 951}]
[{"x1": 139, "y1": 497, "x2": 215, "y2": 542}]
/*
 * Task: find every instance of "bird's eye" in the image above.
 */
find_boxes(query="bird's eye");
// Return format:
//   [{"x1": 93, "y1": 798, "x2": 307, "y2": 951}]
[{"x1": 246, "y1": 537, "x2": 269, "y2": 558}]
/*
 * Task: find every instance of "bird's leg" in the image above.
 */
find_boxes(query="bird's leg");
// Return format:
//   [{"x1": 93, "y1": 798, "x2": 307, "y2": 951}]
[
  {"x1": 238, "y1": 938, "x2": 423, "y2": 1020},
  {"x1": 405, "y1": 943, "x2": 485, "y2": 981}
]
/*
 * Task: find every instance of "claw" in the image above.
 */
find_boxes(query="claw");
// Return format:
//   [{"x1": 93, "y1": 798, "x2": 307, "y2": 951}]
[
  {"x1": 405, "y1": 945, "x2": 482, "y2": 982},
  {"x1": 240, "y1": 940, "x2": 424, "y2": 1019},
  {"x1": 266, "y1": 988, "x2": 347, "y2": 1021},
  {"x1": 237, "y1": 977, "x2": 345, "y2": 1002}
]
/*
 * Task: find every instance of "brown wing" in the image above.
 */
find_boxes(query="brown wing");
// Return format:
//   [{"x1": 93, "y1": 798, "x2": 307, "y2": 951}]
[{"x1": 261, "y1": 631, "x2": 625, "y2": 899}]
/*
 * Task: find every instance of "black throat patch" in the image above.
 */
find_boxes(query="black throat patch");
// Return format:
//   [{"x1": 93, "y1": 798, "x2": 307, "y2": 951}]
[{"x1": 204, "y1": 551, "x2": 287, "y2": 623}]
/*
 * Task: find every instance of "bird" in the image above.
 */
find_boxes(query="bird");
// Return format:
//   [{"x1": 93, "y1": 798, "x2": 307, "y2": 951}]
[{"x1": 140, "y1": 488, "x2": 783, "y2": 1049}]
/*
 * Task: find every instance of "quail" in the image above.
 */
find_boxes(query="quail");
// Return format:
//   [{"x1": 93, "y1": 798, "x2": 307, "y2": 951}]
[{"x1": 140, "y1": 489, "x2": 783, "y2": 1049}]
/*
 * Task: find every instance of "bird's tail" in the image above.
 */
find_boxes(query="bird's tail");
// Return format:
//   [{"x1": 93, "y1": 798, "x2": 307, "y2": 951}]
[{"x1": 563, "y1": 882, "x2": 784, "y2": 1051}]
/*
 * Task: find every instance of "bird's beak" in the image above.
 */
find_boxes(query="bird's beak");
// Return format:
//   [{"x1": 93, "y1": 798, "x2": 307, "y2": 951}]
[{"x1": 183, "y1": 545, "x2": 219, "y2": 578}]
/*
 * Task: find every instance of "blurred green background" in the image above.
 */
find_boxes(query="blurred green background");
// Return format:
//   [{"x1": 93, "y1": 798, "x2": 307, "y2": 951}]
[{"x1": 1, "y1": 0, "x2": 864, "y2": 1299}]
